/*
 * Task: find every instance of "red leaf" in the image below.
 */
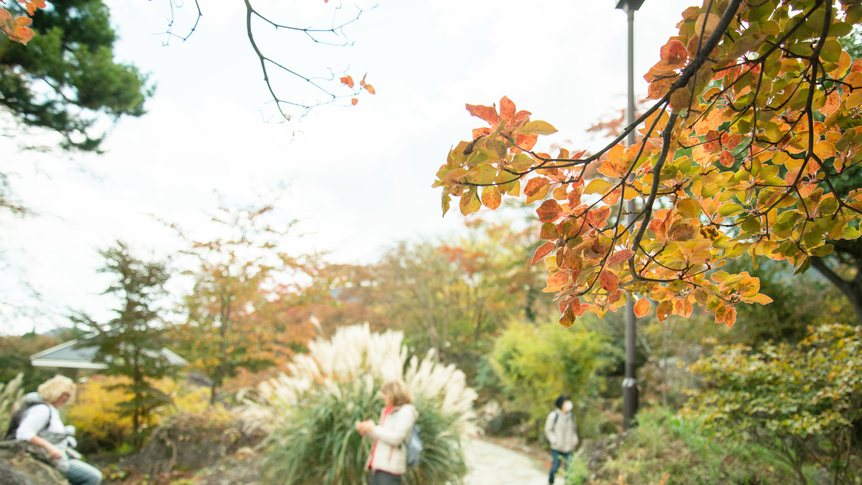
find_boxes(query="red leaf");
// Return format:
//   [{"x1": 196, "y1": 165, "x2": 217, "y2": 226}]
[
  {"x1": 659, "y1": 40, "x2": 688, "y2": 69},
  {"x1": 536, "y1": 199, "x2": 563, "y2": 223},
  {"x1": 531, "y1": 242, "x2": 555, "y2": 266},
  {"x1": 634, "y1": 298, "x2": 650, "y2": 318},
  {"x1": 351, "y1": 98, "x2": 358, "y2": 106},
  {"x1": 513, "y1": 110, "x2": 532, "y2": 125},
  {"x1": 340, "y1": 75, "x2": 355, "y2": 88},
  {"x1": 599, "y1": 270, "x2": 619, "y2": 293},
  {"x1": 608, "y1": 249, "x2": 635, "y2": 265},
  {"x1": 466, "y1": 103, "x2": 499, "y2": 126}
]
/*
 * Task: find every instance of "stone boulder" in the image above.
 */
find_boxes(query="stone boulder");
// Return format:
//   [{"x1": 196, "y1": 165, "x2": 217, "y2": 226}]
[{"x1": 0, "y1": 440, "x2": 68, "y2": 485}]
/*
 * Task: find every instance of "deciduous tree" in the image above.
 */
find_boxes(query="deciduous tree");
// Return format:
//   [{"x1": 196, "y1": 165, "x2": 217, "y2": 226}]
[
  {"x1": 434, "y1": 0, "x2": 862, "y2": 328},
  {"x1": 172, "y1": 200, "x2": 319, "y2": 403}
]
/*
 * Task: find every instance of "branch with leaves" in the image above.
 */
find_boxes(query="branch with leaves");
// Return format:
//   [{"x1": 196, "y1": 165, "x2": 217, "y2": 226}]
[{"x1": 434, "y1": 0, "x2": 862, "y2": 328}]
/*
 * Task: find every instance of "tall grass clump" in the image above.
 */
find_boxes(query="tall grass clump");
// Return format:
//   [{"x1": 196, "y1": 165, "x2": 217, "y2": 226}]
[
  {"x1": 0, "y1": 373, "x2": 24, "y2": 429},
  {"x1": 249, "y1": 323, "x2": 475, "y2": 485}
]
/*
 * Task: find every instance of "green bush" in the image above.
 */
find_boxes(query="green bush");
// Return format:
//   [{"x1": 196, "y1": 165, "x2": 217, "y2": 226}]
[
  {"x1": 491, "y1": 318, "x2": 609, "y2": 436},
  {"x1": 685, "y1": 324, "x2": 862, "y2": 485},
  {"x1": 263, "y1": 381, "x2": 467, "y2": 485},
  {"x1": 569, "y1": 407, "x2": 795, "y2": 485}
]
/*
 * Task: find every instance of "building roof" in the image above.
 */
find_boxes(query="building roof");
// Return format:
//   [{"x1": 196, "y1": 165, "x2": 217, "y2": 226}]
[{"x1": 31, "y1": 336, "x2": 188, "y2": 370}]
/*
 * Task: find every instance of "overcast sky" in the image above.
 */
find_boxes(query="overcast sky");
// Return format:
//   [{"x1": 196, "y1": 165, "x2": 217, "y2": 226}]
[{"x1": 0, "y1": 0, "x2": 696, "y2": 335}]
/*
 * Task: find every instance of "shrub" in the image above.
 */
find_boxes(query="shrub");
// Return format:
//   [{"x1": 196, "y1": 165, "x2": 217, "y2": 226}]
[
  {"x1": 685, "y1": 324, "x2": 862, "y2": 485},
  {"x1": 251, "y1": 323, "x2": 476, "y2": 485},
  {"x1": 490, "y1": 318, "x2": 609, "y2": 437},
  {"x1": 65, "y1": 375, "x2": 215, "y2": 450},
  {"x1": 567, "y1": 407, "x2": 796, "y2": 485}
]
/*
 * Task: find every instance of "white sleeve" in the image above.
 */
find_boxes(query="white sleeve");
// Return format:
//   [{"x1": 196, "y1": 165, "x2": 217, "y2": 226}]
[
  {"x1": 16, "y1": 405, "x2": 50, "y2": 441},
  {"x1": 369, "y1": 408, "x2": 416, "y2": 446}
]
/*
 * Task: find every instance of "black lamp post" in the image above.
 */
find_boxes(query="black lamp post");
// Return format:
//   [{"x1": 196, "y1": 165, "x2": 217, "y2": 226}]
[{"x1": 615, "y1": 0, "x2": 644, "y2": 431}]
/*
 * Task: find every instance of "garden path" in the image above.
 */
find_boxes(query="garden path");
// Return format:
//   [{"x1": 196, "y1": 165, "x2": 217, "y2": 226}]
[{"x1": 464, "y1": 437, "x2": 550, "y2": 485}]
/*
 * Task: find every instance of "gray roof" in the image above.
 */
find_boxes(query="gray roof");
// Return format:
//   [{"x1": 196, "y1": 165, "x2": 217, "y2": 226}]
[{"x1": 31, "y1": 336, "x2": 188, "y2": 370}]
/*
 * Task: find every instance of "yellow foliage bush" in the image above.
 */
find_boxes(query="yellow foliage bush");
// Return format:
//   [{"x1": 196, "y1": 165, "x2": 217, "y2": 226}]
[{"x1": 66, "y1": 374, "x2": 217, "y2": 449}]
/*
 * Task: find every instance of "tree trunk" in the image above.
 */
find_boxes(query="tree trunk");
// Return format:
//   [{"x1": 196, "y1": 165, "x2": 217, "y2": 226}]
[
  {"x1": 810, "y1": 257, "x2": 862, "y2": 325},
  {"x1": 211, "y1": 294, "x2": 233, "y2": 405}
]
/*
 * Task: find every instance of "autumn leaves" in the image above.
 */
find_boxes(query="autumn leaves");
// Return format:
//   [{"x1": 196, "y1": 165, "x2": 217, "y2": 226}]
[
  {"x1": 433, "y1": 1, "x2": 862, "y2": 329},
  {"x1": 0, "y1": 0, "x2": 45, "y2": 44}
]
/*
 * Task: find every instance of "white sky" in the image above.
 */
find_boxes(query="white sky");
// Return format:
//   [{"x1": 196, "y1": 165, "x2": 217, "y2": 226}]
[{"x1": 0, "y1": 0, "x2": 696, "y2": 334}]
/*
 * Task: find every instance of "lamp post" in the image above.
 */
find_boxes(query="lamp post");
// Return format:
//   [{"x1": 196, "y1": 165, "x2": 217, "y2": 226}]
[{"x1": 615, "y1": 0, "x2": 644, "y2": 431}]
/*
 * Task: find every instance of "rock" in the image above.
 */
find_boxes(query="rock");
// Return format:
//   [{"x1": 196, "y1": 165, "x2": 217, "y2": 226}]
[
  {"x1": 486, "y1": 411, "x2": 529, "y2": 436},
  {"x1": 0, "y1": 440, "x2": 68, "y2": 485},
  {"x1": 116, "y1": 411, "x2": 265, "y2": 479}
]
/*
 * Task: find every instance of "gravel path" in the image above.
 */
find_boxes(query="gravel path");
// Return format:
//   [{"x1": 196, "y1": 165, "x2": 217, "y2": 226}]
[{"x1": 464, "y1": 437, "x2": 550, "y2": 485}]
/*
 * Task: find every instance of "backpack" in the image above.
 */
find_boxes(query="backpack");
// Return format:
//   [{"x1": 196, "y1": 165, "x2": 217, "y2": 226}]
[
  {"x1": 4, "y1": 400, "x2": 51, "y2": 441},
  {"x1": 404, "y1": 424, "x2": 423, "y2": 467}
]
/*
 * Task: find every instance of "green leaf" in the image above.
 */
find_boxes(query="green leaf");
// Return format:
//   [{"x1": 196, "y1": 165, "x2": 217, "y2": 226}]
[
  {"x1": 820, "y1": 38, "x2": 842, "y2": 63},
  {"x1": 521, "y1": 120, "x2": 558, "y2": 135},
  {"x1": 718, "y1": 203, "x2": 744, "y2": 217}
]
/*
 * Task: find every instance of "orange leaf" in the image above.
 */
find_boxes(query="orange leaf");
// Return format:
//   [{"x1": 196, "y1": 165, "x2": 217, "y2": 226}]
[
  {"x1": 559, "y1": 306, "x2": 576, "y2": 328},
  {"x1": 608, "y1": 249, "x2": 635, "y2": 265},
  {"x1": 634, "y1": 298, "x2": 651, "y2": 318},
  {"x1": 536, "y1": 199, "x2": 563, "y2": 223},
  {"x1": 500, "y1": 96, "x2": 516, "y2": 122},
  {"x1": 724, "y1": 306, "x2": 737, "y2": 327},
  {"x1": 547, "y1": 271, "x2": 570, "y2": 288},
  {"x1": 719, "y1": 150, "x2": 735, "y2": 167},
  {"x1": 481, "y1": 186, "x2": 502, "y2": 210},
  {"x1": 0, "y1": 9, "x2": 11, "y2": 21},
  {"x1": 515, "y1": 133, "x2": 538, "y2": 152},
  {"x1": 351, "y1": 98, "x2": 358, "y2": 106},
  {"x1": 599, "y1": 270, "x2": 619, "y2": 293},
  {"x1": 656, "y1": 300, "x2": 673, "y2": 322},
  {"x1": 647, "y1": 74, "x2": 678, "y2": 100},
  {"x1": 523, "y1": 177, "x2": 550, "y2": 196},
  {"x1": 531, "y1": 242, "x2": 555, "y2": 266},
  {"x1": 340, "y1": 75, "x2": 354, "y2": 88},
  {"x1": 364, "y1": 84, "x2": 376, "y2": 95},
  {"x1": 466, "y1": 103, "x2": 499, "y2": 126}
]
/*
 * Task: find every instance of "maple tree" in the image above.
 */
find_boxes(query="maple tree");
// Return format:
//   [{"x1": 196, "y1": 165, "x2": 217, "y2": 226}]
[
  {"x1": 434, "y1": 0, "x2": 862, "y2": 328},
  {"x1": 170, "y1": 200, "x2": 319, "y2": 403}
]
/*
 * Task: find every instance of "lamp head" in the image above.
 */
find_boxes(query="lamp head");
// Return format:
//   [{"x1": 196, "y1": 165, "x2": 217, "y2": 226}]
[{"x1": 615, "y1": 0, "x2": 645, "y2": 11}]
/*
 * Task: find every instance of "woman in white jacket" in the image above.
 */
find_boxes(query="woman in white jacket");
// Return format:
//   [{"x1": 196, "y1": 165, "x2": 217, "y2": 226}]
[
  {"x1": 15, "y1": 375, "x2": 102, "y2": 485},
  {"x1": 356, "y1": 379, "x2": 419, "y2": 485}
]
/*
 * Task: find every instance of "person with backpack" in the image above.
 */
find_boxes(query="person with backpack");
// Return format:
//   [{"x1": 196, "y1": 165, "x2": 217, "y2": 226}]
[
  {"x1": 544, "y1": 394, "x2": 579, "y2": 485},
  {"x1": 355, "y1": 379, "x2": 419, "y2": 485},
  {"x1": 8, "y1": 375, "x2": 102, "y2": 485}
]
